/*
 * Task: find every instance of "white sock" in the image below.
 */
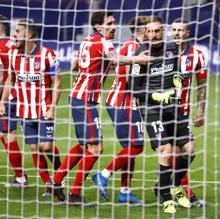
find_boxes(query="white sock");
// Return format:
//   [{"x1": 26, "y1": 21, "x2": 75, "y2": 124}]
[
  {"x1": 120, "y1": 187, "x2": 131, "y2": 194},
  {"x1": 16, "y1": 176, "x2": 26, "y2": 184},
  {"x1": 101, "y1": 169, "x2": 111, "y2": 179}
]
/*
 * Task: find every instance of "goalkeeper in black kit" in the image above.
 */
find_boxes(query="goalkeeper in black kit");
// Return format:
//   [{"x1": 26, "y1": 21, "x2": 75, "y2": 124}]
[{"x1": 129, "y1": 16, "x2": 193, "y2": 214}]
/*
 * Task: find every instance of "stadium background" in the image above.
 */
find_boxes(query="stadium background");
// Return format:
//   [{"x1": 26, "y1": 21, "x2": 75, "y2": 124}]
[
  {"x1": 0, "y1": 0, "x2": 219, "y2": 71},
  {"x1": 0, "y1": 0, "x2": 219, "y2": 218}
]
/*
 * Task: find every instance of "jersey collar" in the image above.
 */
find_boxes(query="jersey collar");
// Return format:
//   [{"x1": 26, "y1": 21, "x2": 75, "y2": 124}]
[
  {"x1": 0, "y1": 37, "x2": 10, "y2": 40},
  {"x1": 181, "y1": 43, "x2": 191, "y2": 55},
  {"x1": 132, "y1": 35, "x2": 142, "y2": 46},
  {"x1": 20, "y1": 41, "x2": 40, "y2": 57},
  {"x1": 92, "y1": 31, "x2": 103, "y2": 37},
  {"x1": 30, "y1": 41, "x2": 40, "y2": 56}
]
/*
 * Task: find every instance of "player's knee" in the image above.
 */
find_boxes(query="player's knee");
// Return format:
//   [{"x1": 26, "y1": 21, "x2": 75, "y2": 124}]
[
  {"x1": 157, "y1": 144, "x2": 172, "y2": 155},
  {"x1": 157, "y1": 144, "x2": 172, "y2": 165},
  {"x1": 182, "y1": 141, "x2": 195, "y2": 156},
  {"x1": 39, "y1": 142, "x2": 53, "y2": 151},
  {"x1": 87, "y1": 143, "x2": 103, "y2": 155},
  {"x1": 30, "y1": 144, "x2": 38, "y2": 152}
]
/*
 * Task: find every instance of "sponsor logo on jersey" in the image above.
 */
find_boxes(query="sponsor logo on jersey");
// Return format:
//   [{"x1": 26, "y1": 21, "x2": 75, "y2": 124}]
[
  {"x1": 131, "y1": 64, "x2": 141, "y2": 75},
  {"x1": 5, "y1": 41, "x2": 16, "y2": 48},
  {"x1": 17, "y1": 74, "x2": 41, "y2": 82},
  {"x1": 151, "y1": 63, "x2": 174, "y2": 75}
]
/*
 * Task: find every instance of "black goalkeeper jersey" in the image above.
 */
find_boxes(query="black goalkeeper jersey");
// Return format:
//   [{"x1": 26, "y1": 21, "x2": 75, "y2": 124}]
[{"x1": 128, "y1": 42, "x2": 179, "y2": 107}]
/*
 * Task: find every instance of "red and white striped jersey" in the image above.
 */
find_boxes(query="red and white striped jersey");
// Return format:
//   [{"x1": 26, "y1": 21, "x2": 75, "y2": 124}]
[
  {"x1": 106, "y1": 37, "x2": 140, "y2": 109},
  {"x1": 179, "y1": 44, "x2": 207, "y2": 115},
  {"x1": 0, "y1": 38, "x2": 16, "y2": 100},
  {"x1": 11, "y1": 43, "x2": 58, "y2": 119},
  {"x1": 70, "y1": 32, "x2": 114, "y2": 103}
]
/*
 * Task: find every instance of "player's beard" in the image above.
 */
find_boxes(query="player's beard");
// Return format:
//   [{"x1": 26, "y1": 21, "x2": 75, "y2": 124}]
[
  {"x1": 173, "y1": 37, "x2": 182, "y2": 45},
  {"x1": 16, "y1": 39, "x2": 26, "y2": 50},
  {"x1": 109, "y1": 30, "x2": 115, "y2": 39},
  {"x1": 150, "y1": 37, "x2": 162, "y2": 47}
]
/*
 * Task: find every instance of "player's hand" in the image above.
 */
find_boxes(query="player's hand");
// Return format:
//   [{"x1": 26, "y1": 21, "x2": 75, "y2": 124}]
[
  {"x1": 173, "y1": 74, "x2": 184, "y2": 100},
  {"x1": 0, "y1": 102, "x2": 5, "y2": 116},
  {"x1": 152, "y1": 90, "x2": 175, "y2": 104},
  {"x1": 44, "y1": 107, "x2": 55, "y2": 120},
  {"x1": 173, "y1": 74, "x2": 184, "y2": 89},
  {"x1": 135, "y1": 51, "x2": 154, "y2": 65},
  {"x1": 193, "y1": 113, "x2": 204, "y2": 127}
]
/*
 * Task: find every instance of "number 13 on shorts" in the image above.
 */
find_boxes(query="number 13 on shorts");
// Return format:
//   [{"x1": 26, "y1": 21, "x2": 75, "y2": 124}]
[{"x1": 151, "y1": 120, "x2": 164, "y2": 133}]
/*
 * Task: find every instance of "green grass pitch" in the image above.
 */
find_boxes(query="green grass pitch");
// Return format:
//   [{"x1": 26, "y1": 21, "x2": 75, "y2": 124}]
[{"x1": 0, "y1": 71, "x2": 219, "y2": 218}]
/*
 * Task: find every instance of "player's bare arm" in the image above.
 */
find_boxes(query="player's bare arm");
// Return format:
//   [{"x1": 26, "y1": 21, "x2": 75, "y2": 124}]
[
  {"x1": 71, "y1": 56, "x2": 78, "y2": 71},
  {"x1": 193, "y1": 78, "x2": 206, "y2": 127},
  {"x1": 0, "y1": 62, "x2": 4, "y2": 95},
  {"x1": 107, "y1": 50, "x2": 153, "y2": 66},
  {"x1": 44, "y1": 74, "x2": 61, "y2": 120},
  {"x1": 0, "y1": 73, "x2": 15, "y2": 116}
]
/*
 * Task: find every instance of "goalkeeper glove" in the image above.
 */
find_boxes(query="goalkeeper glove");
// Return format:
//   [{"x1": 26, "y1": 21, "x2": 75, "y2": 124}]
[
  {"x1": 173, "y1": 74, "x2": 184, "y2": 99},
  {"x1": 173, "y1": 74, "x2": 184, "y2": 89},
  {"x1": 152, "y1": 90, "x2": 175, "y2": 104}
]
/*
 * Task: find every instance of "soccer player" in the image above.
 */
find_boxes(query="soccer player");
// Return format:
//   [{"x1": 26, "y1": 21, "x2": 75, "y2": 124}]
[
  {"x1": 0, "y1": 19, "x2": 61, "y2": 193},
  {"x1": 170, "y1": 18, "x2": 207, "y2": 207},
  {"x1": 0, "y1": 15, "x2": 27, "y2": 187},
  {"x1": 92, "y1": 16, "x2": 149, "y2": 204},
  {"x1": 48, "y1": 11, "x2": 152, "y2": 206},
  {"x1": 129, "y1": 16, "x2": 193, "y2": 213}
]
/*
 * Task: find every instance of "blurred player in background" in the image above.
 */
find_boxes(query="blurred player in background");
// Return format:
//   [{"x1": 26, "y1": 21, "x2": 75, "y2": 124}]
[
  {"x1": 0, "y1": 15, "x2": 27, "y2": 188},
  {"x1": 92, "y1": 16, "x2": 149, "y2": 204},
  {"x1": 0, "y1": 19, "x2": 61, "y2": 193},
  {"x1": 170, "y1": 18, "x2": 207, "y2": 207},
  {"x1": 48, "y1": 11, "x2": 152, "y2": 206}
]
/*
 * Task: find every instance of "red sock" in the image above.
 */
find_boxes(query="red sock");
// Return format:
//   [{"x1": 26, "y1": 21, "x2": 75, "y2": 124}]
[
  {"x1": 121, "y1": 157, "x2": 135, "y2": 187},
  {"x1": 106, "y1": 146, "x2": 143, "y2": 175},
  {"x1": 181, "y1": 174, "x2": 194, "y2": 197},
  {"x1": 54, "y1": 144, "x2": 83, "y2": 185},
  {"x1": 1, "y1": 139, "x2": 24, "y2": 177},
  {"x1": 71, "y1": 150, "x2": 98, "y2": 195},
  {"x1": 32, "y1": 152, "x2": 51, "y2": 183},
  {"x1": 46, "y1": 145, "x2": 61, "y2": 171}
]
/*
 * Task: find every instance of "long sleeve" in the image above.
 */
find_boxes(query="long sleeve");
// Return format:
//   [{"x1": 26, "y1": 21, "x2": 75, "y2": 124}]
[{"x1": 128, "y1": 64, "x2": 148, "y2": 99}]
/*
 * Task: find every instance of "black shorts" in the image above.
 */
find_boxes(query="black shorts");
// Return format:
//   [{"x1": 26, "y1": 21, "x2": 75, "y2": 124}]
[{"x1": 141, "y1": 106, "x2": 193, "y2": 150}]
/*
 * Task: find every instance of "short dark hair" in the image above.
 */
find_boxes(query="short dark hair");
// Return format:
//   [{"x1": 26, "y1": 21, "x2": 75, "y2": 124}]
[
  {"x1": 91, "y1": 11, "x2": 114, "y2": 31},
  {"x1": 0, "y1": 15, "x2": 9, "y2": 33},
  {"x1": 129, "y1": 16, "x2": 150, "y2": 33},
  {"x1": 172, "y1": 18, "x2": 190, "y2": 30},
  {"x1": 148, "y1": 16, "x2": 163, "y2": 24},
  {"x1": 17, "y1": 19, "x2": 38, "y2": 38}
]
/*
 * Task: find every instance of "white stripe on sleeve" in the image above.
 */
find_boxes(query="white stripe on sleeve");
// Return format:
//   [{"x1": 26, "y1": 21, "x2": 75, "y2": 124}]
[
  {"x1": 29, "y1": 57, "x2": 37, "y2": 118},
  {"x1": 41, "y1": 47, "x2": 47, "y2": 116}
]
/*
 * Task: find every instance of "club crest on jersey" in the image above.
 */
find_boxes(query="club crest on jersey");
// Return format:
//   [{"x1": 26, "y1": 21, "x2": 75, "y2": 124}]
[
  {"x1": 34, "y1": 61, "x2": 40, "y2": 70},
  {"x1": 166, "y1": 51, "x2": 174, "y2": 58},
  {"x1": 185, "y1": 57, "x2": 192, "y2": 67}
]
